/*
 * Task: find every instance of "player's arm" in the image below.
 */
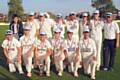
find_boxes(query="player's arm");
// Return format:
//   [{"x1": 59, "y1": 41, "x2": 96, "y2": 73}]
[
  {"x1": 34, "y1": 47, "x2": 39, "y2": 65},
  {"x1": 116, "y1": 33, "x2": 119, "y2": 48},
  {"x1": 16, "y1": 47, "x2": 22, "y2": 63},
  {"x1": 27, "y1": 45, "x2": 35, "y2": 57},
  {"x1": 3, "y1": 48, "x2": 12, "y2": 63}
]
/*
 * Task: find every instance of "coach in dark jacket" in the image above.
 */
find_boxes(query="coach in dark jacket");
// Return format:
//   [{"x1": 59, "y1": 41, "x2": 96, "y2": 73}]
[{"x1": 10, "y1": 15, "x2": 24, "y2": 39}]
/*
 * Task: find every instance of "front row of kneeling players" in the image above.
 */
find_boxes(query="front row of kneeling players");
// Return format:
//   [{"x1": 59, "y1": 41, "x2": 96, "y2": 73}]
[{"x1": 2, "y1": 25, "x2": 97, "y2": 80}]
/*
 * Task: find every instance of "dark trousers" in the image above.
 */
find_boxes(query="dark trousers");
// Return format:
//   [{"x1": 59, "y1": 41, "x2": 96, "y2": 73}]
[{"x1": 103, "y1": 39, "x2": 116, "y2": 68}]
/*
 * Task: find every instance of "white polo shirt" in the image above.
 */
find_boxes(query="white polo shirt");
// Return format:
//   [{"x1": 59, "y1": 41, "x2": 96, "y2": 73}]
[
  {"x1": 66, "y1": 20, "x2": 79, "y2": 39},
  {"x1": 2, "y1": 37, "x2": 21, "y2": 59},
  {"x1": 20, "y1": 35, "x2": 35, "y2": 55},
  {"x1": 51, "y1": 38, "x2": 64, "y2": 55},
  {"x1": 28, "y1": 19, "x2": 40, "y2": 38},
  {"x1": 103, "y1": 21, "x2": 119, "y2": 40},
  {"x1": 34, "y1": 39, "x2": 51, "y2": 56},
  {"x1": 90, "y1": 19, "x2": 104, "y2": 40},
  {"x1": 64, "y1": 37, "x2": 78, "y2": 54},
  {"x1": 39, "y1": 19, "x2": 55, "y2": 38},
  {"x1": 53, "y1": 23, "x2": 65, "y2": 38},
  {"x1": 79, "y1": 38, "x2": 96, "y2": 59}
]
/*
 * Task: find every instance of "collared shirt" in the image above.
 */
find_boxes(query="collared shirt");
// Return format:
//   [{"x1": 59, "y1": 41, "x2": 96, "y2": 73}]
[
  {"x1": 66, "y1": 19, "x2": 79, "y2": 39},
  {"x1": 51, "y1": 38, "x2": 64, "y2": 54},
  {"x1": 20, "y1": 35, "x2": 35, "y2": 55},
  {"x1": 90, "y1": 19, "x2": 104, "y2": 40},
  {"x1": 39, "y1": 19, "x2": 55, "y2": 38},
  {"x1": 79, "y1": 38, "x2": 96, "y2": 59},
  {"x1": 53, "y1": 23, "x2": 65, "y2": 38},
  {"x1": 2, "y1": 37, "x2": 21, "y2": 59},
  {"x1": 103, "y1": 21, "x2": 119, "y2": 40},
  {"x1": 64, "y1": 37, "x2": 78, "y2": 54},
  {"x1": 28, "y1": 19, "x2": 40, "y2": 38},
  {"x1": 34, "y1": 39, "x2": 51, "y2": 55}
]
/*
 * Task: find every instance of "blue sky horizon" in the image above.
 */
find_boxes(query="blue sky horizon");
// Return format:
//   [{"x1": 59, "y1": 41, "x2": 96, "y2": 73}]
[{"x1": 0, "y1": 0, "x2": 120, "y2": 15}]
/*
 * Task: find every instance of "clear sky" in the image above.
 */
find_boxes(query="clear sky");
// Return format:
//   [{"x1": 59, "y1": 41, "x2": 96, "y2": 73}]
[{"x1": 0, "y1": 0, "x2": 120, "y2": 15}]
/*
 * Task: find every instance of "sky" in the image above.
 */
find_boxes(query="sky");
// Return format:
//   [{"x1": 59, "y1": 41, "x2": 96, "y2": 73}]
[{"x1": 0, "y1": 0, "x2": 120, "y2": 15}]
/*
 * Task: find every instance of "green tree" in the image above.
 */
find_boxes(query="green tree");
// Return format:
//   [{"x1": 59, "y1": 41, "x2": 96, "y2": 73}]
[
  {"x1": 91, "y1": 0, "x2": 118, "y2": 13},
  {"x1": 8, "y1": 0, "x2": 24, "y2": 20}
]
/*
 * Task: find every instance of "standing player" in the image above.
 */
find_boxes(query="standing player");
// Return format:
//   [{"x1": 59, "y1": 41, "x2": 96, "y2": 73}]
[
  {"x1": 25, "y1": 12, "x2": 40, "y2": 38},
  {"x1": 66, "y1": 12, "x2": 79, "y2": 40},
  {"x1": 54, "y1": 14, "x2": 66, "y2": 38},
  {"x1": 20, "y1": 25, "x2": 35, "y2": 77},
  {"x1": 51, "y1": 28, "x2": 65, "y2": 76},
  {"x1": 2, "y1": 30, "x2": 23, "y2": 74},
  {"x1": 39, "y1": 13, "x2": 55, "y2": 40},
  {"x1": 34, "y1": 31, "x2": 52, "y2": 77},
  {"x1": 79, "y1": 26, "x2": 97, "y2": 80},
  {"x1": 79, "y1": 12, "x2": 90, "y2": 38},
  {"x1": 90, "y1": 10, "x2": 104, "y2": 71},
  {"x1": 64, "y1": 29, "x2": 81, "y2": 77},
  {"x1": 102, "y1": 12, "x2": 119, "y2": 71}
]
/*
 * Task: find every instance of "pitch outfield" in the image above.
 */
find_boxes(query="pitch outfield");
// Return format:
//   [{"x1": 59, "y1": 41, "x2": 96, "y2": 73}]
[{"x1": 0, "y1": 24, "x2": 120, "y2": 80}]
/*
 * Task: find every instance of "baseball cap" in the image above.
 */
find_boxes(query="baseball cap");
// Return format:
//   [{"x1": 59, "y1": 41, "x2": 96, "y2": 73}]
[
  {"x1": 82, "y1": 13, "x2": 88, "y2": 17},
  {"x1": 69, "y1": 12, "x2": 76, "y2": 16},
  {"x1": 39, "y1": 13, "x2": 45, "y2": 17},
  {"x1": 54, "y1": 28, "x2": 61, "y2": 33},
  {"x1": 57, "y1": 13, "x2": 62, "y2": 18},
  {"x1": 44, "y1": 12, "x2": 50, "y2": 18},
  {"x1": 23, "y1": 25, "x2": 31, "y2": 30},
  {"x1": 94, "y1": 10, "x2": 100, "y2": 14},
  {"x1": 83, "y1": 26, "x2": 90, "y2": 33},
  {"x1": 28, "y1": 12, "x2": 34, "y2": 16},
  {"x1": 5, "y1": 30, "x2": 13, "y2": 35},
  {"x1": 106, "y1": 12, "x2": 113, "y2": 17},
  {"x1": 67, "y1": 28, "x2": 73, "y2": 33},
  {"x1": 40, "y1": 31, "x2": 46, "y2": 36}
]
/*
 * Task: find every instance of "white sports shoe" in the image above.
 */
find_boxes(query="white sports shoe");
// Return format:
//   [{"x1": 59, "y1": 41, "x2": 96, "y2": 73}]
[
  {"x1": 74, "y1": 72, "x2": 78, "y2": 77},
  {"x1": 91, "y1": 76, "x2": 96, "y2": 80},
  {"x1": 46, "y1": 73, "x2": 50, "y2": 77},
  {"x1": 27, "y1": 72, "x2": 32, "y2": 77},
  {"x1": 58, "y1": 72, "x2": 62, "y2": 77},
  {"x1": 19, "y1": 71, "x2": 24, "y2": 74}
]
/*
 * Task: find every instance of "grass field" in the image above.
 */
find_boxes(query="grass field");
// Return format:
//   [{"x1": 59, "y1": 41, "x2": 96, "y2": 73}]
[{"x1": 0, "y1": 24, "x2": 120, "y2": 80}]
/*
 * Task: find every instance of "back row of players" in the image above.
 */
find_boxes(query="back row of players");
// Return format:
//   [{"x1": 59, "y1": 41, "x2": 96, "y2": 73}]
[{"x1": 2, "y1": 10, "x2": 119, "y2": 80}]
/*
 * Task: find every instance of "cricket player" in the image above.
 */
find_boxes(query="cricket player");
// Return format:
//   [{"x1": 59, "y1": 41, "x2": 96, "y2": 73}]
[
  {"x1": 79, "y1": 26, "x2": 97, "y2": 80},
  {"x1": 102, "y1": 12, "x2": 119, "y2": 71},
  {"x1": 34, "y1": 31, "x2": 52, "y2": 77},
  {"x1": 90, "y1": 10, "x2": 104, "y2": 71},
  {"x1": 2, "y1": 30, "x2": 23, "y2": 74},
  {"x1": 39, "y1": 13, "x2": 55, "y2": 40},
  {"x1": 51, "y1": 28, "x2": 65, "y2": 76},
  {"x1": 79, "y1": 12, "x2": 90, "y2": 38},
  {"x1": 66, "y1": 12, "x2": 79, "y2": 41},
  {"x1": 54, "y1": 14, "x2": 66, "y2": 38},
  {"x1": 25, "y1": 12, "x2": 40, "y2": 38},
  {"x1": 20, "y1": 25, "x2": 35, "y2": 77},
  {"x1": 64, "y1": 29, "x2": 81, "y2": 77}
]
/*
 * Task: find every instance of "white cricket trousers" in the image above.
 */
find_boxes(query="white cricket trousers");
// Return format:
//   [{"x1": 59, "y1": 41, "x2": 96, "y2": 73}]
[
  {"x1": 23, "y1": 54, "x2": 33, "y2": 73},
  {"x1": 94, "y1": 39, "x2": 102, "y2": 70},
  {"x1": 68, "y1": 53, "x2": 81, "y2": 73},
  {"x1": 38, "y1": 54, "x2": 51, "y2": 74},
  {"x1": 54, "y1": 53, "x2": 65, "y2": 73},
  {"x1": 83, "y1": 58, "x2": 96, "y2": 78},
  {"x1": 9, "y1": 62, "x2": 23, "y2": 73}
]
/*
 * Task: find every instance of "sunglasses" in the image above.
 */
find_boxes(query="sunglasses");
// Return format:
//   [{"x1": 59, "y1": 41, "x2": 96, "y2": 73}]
[
  {"x1": 107, "y1": 16, "x2": 111, "y2": 18},
  {"x1": 24, "y1": 29, "x2": 30, "y2": 31}
]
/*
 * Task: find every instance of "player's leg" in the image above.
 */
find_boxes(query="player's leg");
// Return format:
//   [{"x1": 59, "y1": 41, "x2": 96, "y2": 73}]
[
  {"x1": 90, "y1": 61, "x2": 97, "y2": 80},
  {"x1": 96, "y1": 39, "x2": 102, "y2": 71},
  {"x1": 45, "y1": 56, "x2": 51, "y2": 76},
  {"x1": 15, "y1": 62, "x2": 24, "y2": 74}
]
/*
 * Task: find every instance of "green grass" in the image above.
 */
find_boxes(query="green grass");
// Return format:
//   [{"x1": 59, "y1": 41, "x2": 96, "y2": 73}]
[{"x1": 0, "y1": 24, "x2": 120, "y2": 80}]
